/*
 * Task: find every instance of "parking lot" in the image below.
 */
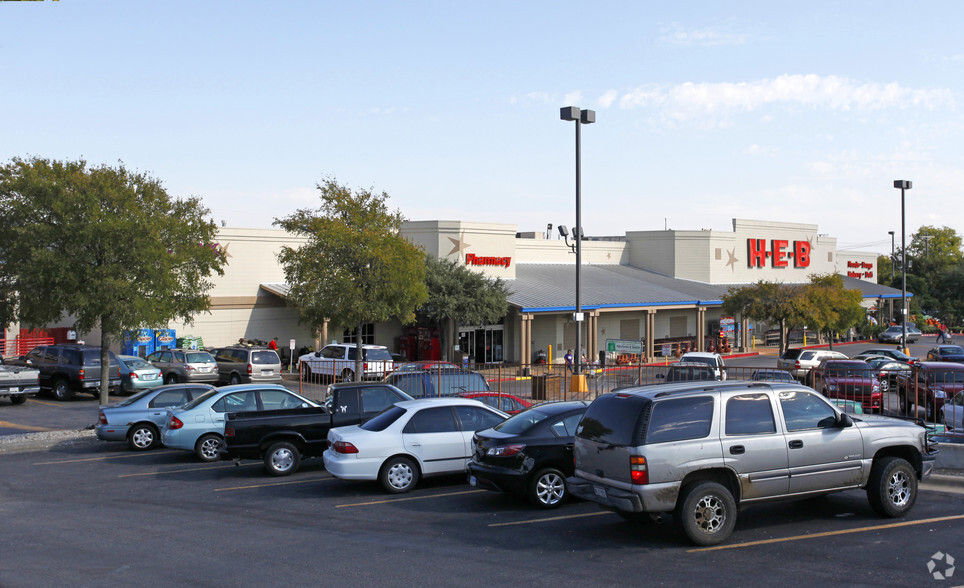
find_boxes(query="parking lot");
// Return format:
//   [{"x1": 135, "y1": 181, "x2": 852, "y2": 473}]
[{"x1": 0, "y1": 435, "x2": 962, "y2": 586}]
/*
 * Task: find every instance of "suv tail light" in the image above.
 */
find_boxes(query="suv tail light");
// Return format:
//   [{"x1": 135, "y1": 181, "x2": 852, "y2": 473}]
[
  {"x1": 98, "y1": 411, "x2": 107, "y2": 425},
  {"x1": 78, "y1": 368, "x2": 85, "y2": 381},
  {"x1": 224, "y1": 427, "x2": 234, "y2": 437},
  {"x1": 794, "y1": 361, "x2": 801, "y2": 370},
  {"x1": 630, "y1": 456, "x2": 648, "y2": 485},
  {"x1": 246, "y1": 363, "x2": 253, "y2": 375},
  {"x1": 332, "y1": 441, "x2": 358, "y2": 454},
  {"x1": 168, "y1": 416, "x2": 184, "y2": 430},
  {"x1": 487, "y1": 444, "x2": 525, "y2": 457}
]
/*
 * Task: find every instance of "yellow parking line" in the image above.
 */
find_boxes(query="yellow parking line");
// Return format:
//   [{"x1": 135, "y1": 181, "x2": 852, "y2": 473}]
[
  {"x1": 0, "y1": 420, "x2": 55, "y2": 432},
  {"x1": 34, "y1": 450, "x2": 182, "y2": 465},
  {"x1": 25, "y1": 398, "x2": 63, "y2": 407},
  {"x1": 489, "y1": 511, "x2": 611, "y2": 527},
  {"x1": 687, "y1": 514, "x2": 964, "y2": 553},
  {"x1": 118, "y1": 462, "x2": 260, "y2": 477},
  {"x1": 336, "y1": 489, "x2": 486, "y2": 508},
  {"x1": 215, "y1": 476, "x2": 334, "y2": 492}
]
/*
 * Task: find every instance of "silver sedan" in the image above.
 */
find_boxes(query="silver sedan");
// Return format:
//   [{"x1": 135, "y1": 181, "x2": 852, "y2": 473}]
[{"x1": 95, "y1": 384, "x2": 215, "y2": 450}]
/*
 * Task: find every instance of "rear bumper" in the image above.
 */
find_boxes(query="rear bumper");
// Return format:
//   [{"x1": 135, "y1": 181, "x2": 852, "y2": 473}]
[{"x1": 466, "y1": 462, "x2": 528, "y2": 496}]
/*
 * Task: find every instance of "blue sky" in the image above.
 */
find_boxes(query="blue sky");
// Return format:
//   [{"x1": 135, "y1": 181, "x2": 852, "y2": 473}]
[{"x1": 2, "y1": 1, "x2": 962, "y2": 254}]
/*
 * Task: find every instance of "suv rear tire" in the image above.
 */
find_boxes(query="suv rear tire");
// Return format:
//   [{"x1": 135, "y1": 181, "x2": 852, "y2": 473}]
[
  {"x1": 52, "y1": 378, "x2": 74, "y2": 401},
  {"x1": 867, "y1": 456, "x2": 917, "y2": 518},
  {"x1": 675, "y1": 481, "x2": 737, "y2": 546}
]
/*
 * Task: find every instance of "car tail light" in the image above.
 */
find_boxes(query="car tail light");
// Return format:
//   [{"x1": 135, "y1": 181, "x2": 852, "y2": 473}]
[
  {"x1": 98, "y1": 411, "x2": 107, "y2": 425},
  {"x1": 246, "y1": 363, "x2": 252, "y2": 375},
  {"x1": 630, "y1": 455, "x2": 648, "y2": 485},
  {"x1": 332, "y1": 441, "x2": 358, "y2": 454},
  {"x1": 168, "y1": 416, "x2": 184, "y2": 430},
  {"x1": 130, "y1": 372, "x2": 139, "y2": 379},
  {"x1": 224, "y1": 427, "x2": 234, "y2": 437},
  {"x1": 185, "y1": 365, "x2": 195, "y2": 372},
  {"x1": 363, "y1": 362, "x2": 369, "y2": 372},
  {"x1": 794, "y1": 361, "x2": 801, "y2": 370},
  {"x1": 78, "y1": 368, "x2": 85, "y2": 381},
  {"x1": 487, "y1": 444, "x2": 525, "y2": 457}
]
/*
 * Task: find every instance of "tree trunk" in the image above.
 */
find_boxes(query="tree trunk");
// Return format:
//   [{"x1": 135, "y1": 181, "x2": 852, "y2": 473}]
[
  {"x1": 354, "y1": 321, "x2": 363, "y2": 382},
  {"x1": 779, "y1": 319, "x2": 787, "y2": 355}
]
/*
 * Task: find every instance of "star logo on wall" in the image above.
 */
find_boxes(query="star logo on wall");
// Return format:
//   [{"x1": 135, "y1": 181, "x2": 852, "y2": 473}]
[
  {"x1": 218, "y1": 242, "x2": 232, "y2": 259},
  {"x1": 725, "y1": 248, "x2": 739, "y2": 271},
  {"x1": 447, "y1": 233, "x2": 471, "y2": 258}
]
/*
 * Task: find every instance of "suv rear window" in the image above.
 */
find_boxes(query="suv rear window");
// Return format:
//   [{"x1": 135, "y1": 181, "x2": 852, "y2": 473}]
[
  {"x1": 646, "y1": 396, "x2": 714, "y2": 444},
  {"x1": 781, "y1": 349, "x2": 803, "y2": 360},
  {"x1": 576, "y1": 394, "x2": 650, "y2": 446},
  {"x1": 251, "y1": 350, "x2": 280, "y2": 364}
]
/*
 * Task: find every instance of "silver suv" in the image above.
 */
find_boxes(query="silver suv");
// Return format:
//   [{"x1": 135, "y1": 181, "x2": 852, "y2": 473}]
[
  {"x1": 146, "y1": 349, "x2": 219, "y2": 385},
  {"x1": 298, "y1": 344, "x2": 394, "y2": 382},
  {"x1": 211, "y1": 346, "x2": 283, "y2": 385},
  {"x1": 567, "y1": 381, "x2": 937, "y2": 545}
]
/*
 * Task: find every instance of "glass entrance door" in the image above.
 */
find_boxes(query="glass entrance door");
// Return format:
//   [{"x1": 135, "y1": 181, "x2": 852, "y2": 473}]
[{"x1": 459, "y1": 325, "x2": 504, "y2": 364}]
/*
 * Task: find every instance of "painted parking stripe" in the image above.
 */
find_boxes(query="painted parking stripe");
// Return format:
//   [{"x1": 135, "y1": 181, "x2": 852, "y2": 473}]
[
  {"x1": 34, "y1": 450, "x2": 182, "y2": 465},
  {"x1": 118, "y1": 462, "x2": 260, "y2": 477},
  {"x1": 687, "y1": 514, "x2": 964, "y2": 553},
  {"x1": 0, "y1": 420, "x2": 56, "y2": 432},
  {"x1": 24, "y1": 398, "x2": 64, "y2": 407},
  {"x1": 488, "y1": 511, "x2": 611, "y2": 527},
  {"x1": 215, "y1": 476, "x2": 334, "y2": 492},
  {"x1": 336, "y1": 489, "x2": 486, "y2": 508}
]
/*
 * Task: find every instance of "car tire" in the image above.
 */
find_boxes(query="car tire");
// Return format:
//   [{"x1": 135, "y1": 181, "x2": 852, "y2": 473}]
[
  {"x1": 880, "y1": 379, "x2": 889, "y2": 393},
  {"x1": 675, "y1": 481, "x2": 737, "y2": 546},
  {"x1": 164, "y1": 373, "x2": 178, "y2": 385},
  {"x1": 229, "y1": 373, "x2": 241, "y2": 385},
  {"x1": 528, "y1": 467, "x2": 567, "y2": 509},
  {"x1": 52, "y1": 378, "x2": 74, "y2": 401},
  {"x1": 925, "y1": 399, "x2": 936, "y2": 422},
  {"x1": 264, "y1": 441, "x2": 300, "y2": 476},
  {"x1": 938, "y1": 408, "x2": 945, "y2": 426},
  {"x1": 127, "y1": 423, "x2": 159, "y2": 451},
  {"x1": 9, "y1": 395, "x2": 27, "y2": 405},
  {"x1": 195, "y1": 434, "x2": 223, "y2": 462},
  {"x1": 379, "y1": 456, "x2": 419, "y2": 494},
  {"x1": 898, "y1": 393, "x2": 908, "y2": 414},
  {"x1": 867, "y1": 456, "x2": 917, "y2": 518}
]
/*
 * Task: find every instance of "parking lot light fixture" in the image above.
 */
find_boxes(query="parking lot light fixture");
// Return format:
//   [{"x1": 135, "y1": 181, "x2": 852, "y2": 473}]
[{"x1": 894, "y1": 180, "x2": 912, "y2": 354}]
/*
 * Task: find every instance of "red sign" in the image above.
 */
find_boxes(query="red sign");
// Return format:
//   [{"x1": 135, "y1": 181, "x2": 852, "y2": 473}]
[
  {"x1": 465, "y1": 254, "x2": 511, "y2": 268},
  {"x1": 847, "y1": 260, "x2": 874, "y2": 279},
  {"x1": 747, "y1": 239, "x2": 811, "y2": 268}
]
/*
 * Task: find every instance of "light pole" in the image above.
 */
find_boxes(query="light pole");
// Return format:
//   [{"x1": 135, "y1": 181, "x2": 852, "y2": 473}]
[
  {"x1": 923, "y1": 234, "x2": 933, "y2": 258},
  {"x1": 894, "y1": 180, "x2": 912, "y2": 353},
  {"x1": 888, "y1": 230, "x2": 895, "y2": 280},
  {"x1": 560, "y1": 106, "x2": 595, "y2": 386}
]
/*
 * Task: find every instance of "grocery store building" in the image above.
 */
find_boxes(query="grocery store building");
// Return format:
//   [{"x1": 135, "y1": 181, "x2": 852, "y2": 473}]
[{"x1": 3, "y1": 218, "x2": 903, "y2": 364}]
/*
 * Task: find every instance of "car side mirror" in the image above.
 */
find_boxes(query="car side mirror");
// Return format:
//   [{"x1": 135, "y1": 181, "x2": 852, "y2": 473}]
[
  {"x1": 314, "y1": 352, "x2": 322, "y2": 358},
  {"x1": 836, "y1": 412, "x2": 854, "y2": 428}
]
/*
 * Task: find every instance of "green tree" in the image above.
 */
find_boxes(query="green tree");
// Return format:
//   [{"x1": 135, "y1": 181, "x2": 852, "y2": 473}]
[
  {"x1": 721, "y1": 281, "x2": 803, "y2": 355},
  {"x1": 796, "y1": 274, "x2": 864, "y2": 350},
  {"x1": 274, "y1": 177, "x2": 428, "y2": 380},
  {"x1": 422, "y1": 255, "x2": 510, "y2": 361},
  {"x1": 0, "y1": 157, "x2": 225, "y2": 402}
]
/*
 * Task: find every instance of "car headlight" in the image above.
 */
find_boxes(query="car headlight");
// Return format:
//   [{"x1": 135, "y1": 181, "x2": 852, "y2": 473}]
[
  {"x1": 934, "y1": 390, "x2": 947, "y2": 399},
  {"x1": 828, "y1": 384, "x2": 837, "y2": 392}
]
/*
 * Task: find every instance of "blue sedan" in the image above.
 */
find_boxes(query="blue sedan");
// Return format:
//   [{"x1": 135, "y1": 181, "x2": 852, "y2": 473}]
[
  {"x1": 160, "y1": 384, "x2": 317, "y2": 461},
  {"x1": 96, "y1": 384, "x2": 215, "y2": 450}
]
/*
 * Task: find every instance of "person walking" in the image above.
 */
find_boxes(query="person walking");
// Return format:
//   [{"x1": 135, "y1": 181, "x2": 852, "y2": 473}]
[
  {"x1": 936, "y1": 324, "x2": 949, "y2": 344},
  {"x1": 564, "y1": 349, "x2": 573, "y2": 373}
]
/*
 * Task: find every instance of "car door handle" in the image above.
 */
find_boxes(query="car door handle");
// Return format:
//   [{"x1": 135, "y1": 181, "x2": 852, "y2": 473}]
[
  {"x1": 729, "y1": 445, "x2": 745, "y2": 455},
  {"x1": 410, "y1": 443, "x2": 420, "y2": 447},
  {"x1": 789, "y1": 440, "x2": 804, "y2": 449}
]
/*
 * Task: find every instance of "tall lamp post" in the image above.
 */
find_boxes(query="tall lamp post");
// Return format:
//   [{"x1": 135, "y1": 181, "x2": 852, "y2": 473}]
[
  {"x1": 894, "y1": 180, "x2": 912, "y2": 353},
  {"x1": 888, "y1": 230, "x2": 895, "y2": 280},
  {"x1": 560, "y1": 106, "x2": 595, "y2": 388}
]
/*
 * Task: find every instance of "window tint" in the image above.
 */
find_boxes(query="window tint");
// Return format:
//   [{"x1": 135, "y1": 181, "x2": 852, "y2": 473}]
[
  {"x1": 151, "y1": 389, "x2": 190, "y2": 409},
  {"x1": 321, "y1": 346, "x2": 344, "y2": 359},
  {"x1": 123, "y1": 357, "x2": 153, "y2": 370},
  {"x1": 800, "y1": 351, "x2": 816, "y2": 361},
  {"x1": 181, "y1": 388, "x2": 219, "y2": 409},
  {"x1": 646, "y1": 396, "x2": 714, "y2": 444},
  {"x1": 495, "y1": 408, "x2": 551, "y2": 434},
  {"x1": 363, "y1": 348, "x2": 393, "y2": 361},
  {"x1": 725, "y1": 394, "x2": 776, "y2": 435},
  {"x1": 186, "y1": 352, "x2": 214, "y2": 364},
  {"x1": 361, "y1": 387, "x2": 400, "y2": 413},
  {"x1": 576, "y1": 394, "x2": 650, "y2": 446},
  {"x1": 779, "y1": 391, "x2": 837, "y2": 431},
  {"x1": 388, "y1": 374, "x2": 425, "y2": 397},
  {"x1": 260, "y1": 389, "x2": 303, "y2": 410},
  {"x1": 454, "y1": 405, "x2": 504, "y2": 431},
  {"x1": 434, "y1": 373, "x2": 489, "y2": 395},
  {"x1": 213, "y1": 391, "x2": 258, "y2": 413},
  {"x1": 61, "y1": 349, "x2": 81, "y2": 366},
  {"x1": 404, "y1": 406, "x2": 459, "y2": 433},
  {"x1": 361, "y1": 406, "x2": 406, "y2": 431},
  {"x1": 252, "y1": 350, "x2": 279, "y2": 365},
  {"x1": 561, "y1": 412, "x2": 584, "y2": 436}
]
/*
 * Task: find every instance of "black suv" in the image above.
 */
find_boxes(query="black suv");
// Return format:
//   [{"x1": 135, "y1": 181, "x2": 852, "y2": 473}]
[{"x1": 18, "y1": 344, "x2": 121, "y2": 400}]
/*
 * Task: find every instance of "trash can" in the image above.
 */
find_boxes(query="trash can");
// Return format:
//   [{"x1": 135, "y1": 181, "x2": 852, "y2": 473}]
[{"x1": 532, "y1": 375, "x2": 547, "y2": 400}]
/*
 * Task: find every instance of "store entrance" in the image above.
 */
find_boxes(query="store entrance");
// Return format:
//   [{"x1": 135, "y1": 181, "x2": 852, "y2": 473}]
[{"x1": 458, "y1": 325, "x2": 504, "y2": 364}]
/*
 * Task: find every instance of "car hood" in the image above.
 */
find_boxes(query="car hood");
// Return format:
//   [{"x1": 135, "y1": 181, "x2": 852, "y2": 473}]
[{"x1": 852, "y1": 414, "x2": 922, "y2": 431}]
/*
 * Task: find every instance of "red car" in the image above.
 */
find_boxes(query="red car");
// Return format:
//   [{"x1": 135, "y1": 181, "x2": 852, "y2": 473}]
[
  {"x1": 812, "y1": 359, "x2": 882, "y2": 414},
  {"x1": 460, "y1": 392, "x2": 532, "y2": 415}
]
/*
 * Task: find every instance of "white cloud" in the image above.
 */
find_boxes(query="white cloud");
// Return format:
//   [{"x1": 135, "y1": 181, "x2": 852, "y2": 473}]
[
  {"x1": 743, "y1": 144, "x2": 777, "y2": 157},
  {"x1": 618, "y1": 74, "x2": 954, "y2": 121},
  {"x1": 563, "y1": 91, "x2": 583, "y2": 105},
  {"x1": 598, "y1": 89, "x2": 618, "y2": 108},
  {"x1": 659, "y1": 21, "x2": 750, "y2": 47}
]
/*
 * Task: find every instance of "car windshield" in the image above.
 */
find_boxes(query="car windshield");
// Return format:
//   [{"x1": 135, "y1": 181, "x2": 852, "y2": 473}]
[
  {"x1": 494, "y1": 408, "x2": 551, "y2": 434},
  {"x1": 181, "y1": 388, "x2": 220, "y2": 409},
  {"x1": 186, "y1": 352, "x2": 215, "y2": 364},
  {"x1": 362, "y1": 348, "x2": 393, "y2": 361},
  {"x1": 940, "y1": 346, "x2": 964, "y2": 354},
  {"x1": 360, "y1": 405, "x2": 406, "y2": 431}
]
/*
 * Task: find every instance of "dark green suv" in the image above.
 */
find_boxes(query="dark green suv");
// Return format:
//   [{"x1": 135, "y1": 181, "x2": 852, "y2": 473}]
[{"x1": 19, "y1": 344, "x2": 121, "y2": 400}]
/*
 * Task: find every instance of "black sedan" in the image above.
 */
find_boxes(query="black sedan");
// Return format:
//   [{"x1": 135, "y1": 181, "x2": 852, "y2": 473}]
[
  {"x1": 467, "y1": 401, "x2": 588, "y2": 509},
  {"x1": 926, "y1": 345, "x2": 964, "y2": 362}
]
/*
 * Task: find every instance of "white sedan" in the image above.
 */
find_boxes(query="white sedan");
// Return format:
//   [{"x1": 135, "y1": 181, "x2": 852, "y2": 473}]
[{"x1": 323, "y1": 397, "x2": 507, "y2": 493}]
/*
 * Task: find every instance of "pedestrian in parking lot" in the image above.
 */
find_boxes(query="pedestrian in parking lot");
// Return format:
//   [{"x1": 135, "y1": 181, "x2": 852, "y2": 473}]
[
  {"x1": 268, "y1": 337, "x2": 278, "y2": 350},
  {"x1": 565, "y1": 349, "x2": 573, "y2": 372},
  {"x1": 937, "y1": 324, "x2": 951, "y2": 343}
]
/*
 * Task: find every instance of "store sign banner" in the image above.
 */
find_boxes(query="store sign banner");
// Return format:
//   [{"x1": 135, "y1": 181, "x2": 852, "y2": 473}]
[
  {"x1": 465, "y1": 254, "x2": 511, "y2": 268},
  {"x1": 846, "y1": 261, "x2": 874, "y2": 279},
  {"x1": 746, "y1": 238, "x2": 811, "y2": 268},
  {"x1": 606, "y1": 339, "x2": 643, "y2": 354}
]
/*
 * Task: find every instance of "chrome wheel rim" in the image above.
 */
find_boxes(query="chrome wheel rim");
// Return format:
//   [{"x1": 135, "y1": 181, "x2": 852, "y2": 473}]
[
  {"x1": 200, "y1": 438, "x2": 220, "y2": 459},
  {"x1": 536, "y1": 473, "x2": 565, "y2": 505},
  {"x1": 693, "y1": 494, "x2": 726, "y2": 534},
  {"x1": 131, "y1": 428, "x2": 153, "y2": 449},
  {"x1": 270, "y1": 448, "x2": 295, "y2": 472},
  {"x1": 887, "y1": 470, "x2": 911, "y2": 507}
]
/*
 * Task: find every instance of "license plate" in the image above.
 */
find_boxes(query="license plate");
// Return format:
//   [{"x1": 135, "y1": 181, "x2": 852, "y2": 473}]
[
  {"x1": 262, "y1": 370, "x2": 273, "y2": 376},
  {"x1": 593, "y1": 486, "x2": 607, "y2": 498},
  {"x1": 143, "y1": 374, "x2": 158, "y2": 380},
  {"x1": 469, "y1": 475, "x2": 477, "y2": 487}
]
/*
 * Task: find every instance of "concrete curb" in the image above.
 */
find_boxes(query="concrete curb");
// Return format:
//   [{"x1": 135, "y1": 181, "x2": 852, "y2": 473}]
[{"x1": 0, "y1": 428, "x2": 97, "y2": 455}]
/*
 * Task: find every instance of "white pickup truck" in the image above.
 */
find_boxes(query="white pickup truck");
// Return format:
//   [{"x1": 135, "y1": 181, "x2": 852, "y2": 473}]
[{"x1": 0, "y1": 357, "x2": 41, "y2": 405}]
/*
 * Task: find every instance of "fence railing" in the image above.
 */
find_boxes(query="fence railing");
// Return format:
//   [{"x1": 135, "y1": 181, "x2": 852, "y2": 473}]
[
  {"x1": 0, "y1": 336, "x2": 56, "y2": 358},
  {"x1": 293, "y1": 359, "x2": 962, "y2": 439}
]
